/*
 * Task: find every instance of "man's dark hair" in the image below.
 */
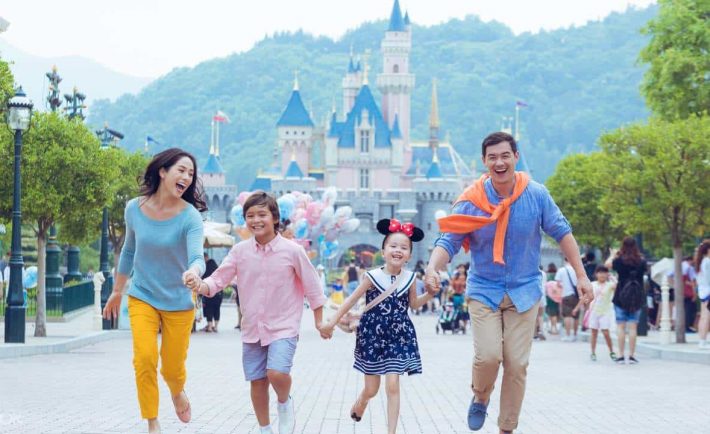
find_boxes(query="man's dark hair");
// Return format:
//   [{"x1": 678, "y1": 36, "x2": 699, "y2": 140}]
[
  {"x1": 481, "y1": 131, "x2": 517, "y2": 157},
  {"x1": 585, "y1": 251, "x2": 596, "y2": 262}
]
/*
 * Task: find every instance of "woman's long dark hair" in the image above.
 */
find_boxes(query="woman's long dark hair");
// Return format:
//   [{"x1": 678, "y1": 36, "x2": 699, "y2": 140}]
[
  {"x1": 618, "y1": 236, "x2": 643, "y2": 265},
  {"x1": 695, "y1": 239, "x2": 710, "y2": 272},
  {"x1": 138, "y1": 148, "x2": 207, "y2": 212}
]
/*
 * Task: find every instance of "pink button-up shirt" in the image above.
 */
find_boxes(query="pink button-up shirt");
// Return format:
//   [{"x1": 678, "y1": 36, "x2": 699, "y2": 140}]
[{"x1": 204, "y1": 234, "x2": 326, "y2": 346}]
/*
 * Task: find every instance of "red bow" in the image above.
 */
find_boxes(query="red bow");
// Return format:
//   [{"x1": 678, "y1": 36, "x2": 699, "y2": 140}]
[{"x1": 388, "y1": 219, "x2": 414, "y2": 237}]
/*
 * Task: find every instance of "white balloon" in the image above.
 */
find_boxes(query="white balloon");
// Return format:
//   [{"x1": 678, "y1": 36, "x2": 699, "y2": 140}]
[
  {"x1": 322, "y1": 187, "x2": 338, "y2": 206},
  {"x1": 434, "y1": 210, "x2": 447, "y2": 220},
  {"x1": 341, "y1": 218, "x2": 360, "y2": 233},
  {"x1": 334, "y1": 205, "x2": 352, "y2": 220},
  {"x1": 320, "y1": 205, "x2": 335, "y2": 225}
]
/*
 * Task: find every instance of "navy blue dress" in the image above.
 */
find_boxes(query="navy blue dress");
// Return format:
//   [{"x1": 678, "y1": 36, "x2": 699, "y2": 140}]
[{"x1": 354, "y1": 268, "x2": 422, "y2": 376}]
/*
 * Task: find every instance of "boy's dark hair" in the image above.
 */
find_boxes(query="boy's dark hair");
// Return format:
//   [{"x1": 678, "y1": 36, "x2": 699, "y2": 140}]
[
  {"x1": 481, "y1": 131, "x2": 517, "y2": 157},
  {"x1": 595, "y1": 265, "x2": 609, "y2": 274},
  {"x1": 243, "y1": 191, "x2": 280, "y2": 234}
]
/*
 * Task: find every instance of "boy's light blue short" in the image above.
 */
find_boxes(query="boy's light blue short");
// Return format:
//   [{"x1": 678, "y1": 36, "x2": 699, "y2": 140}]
[{"x1": 242, "y1": 337, "x2": 298, "y2": 381}]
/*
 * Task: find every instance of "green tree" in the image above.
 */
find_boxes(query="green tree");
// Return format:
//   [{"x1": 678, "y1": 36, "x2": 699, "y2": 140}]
[
  {"x1": 599, "y1": 116, "x2": 710, "y2": 343},
  {"x1": 0, "y1": 112, "x2": 122, "y2": 336},
  {"x1": 639, "y1": 0, "x2": 710, "y2": 120},
  {"x1": 107, "y1": 151, "x2": 148, "y2": 269},
  {"x1": 546, "y1": 152, "x2": 622, "y2": 255}
]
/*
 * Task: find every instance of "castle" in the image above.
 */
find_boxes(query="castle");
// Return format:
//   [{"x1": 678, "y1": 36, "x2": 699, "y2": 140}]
[{"x1": 201, "y1": 0, "x2": 563, "y2": 268}]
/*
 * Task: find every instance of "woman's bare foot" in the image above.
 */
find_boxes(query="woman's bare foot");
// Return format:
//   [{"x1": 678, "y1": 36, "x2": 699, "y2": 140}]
[
  {"x1": 147, "y1": 418, "x2": 161, "y2": 434},
  {"x1": 172, "y1": 390, "x2": 191, "y2": 423}
]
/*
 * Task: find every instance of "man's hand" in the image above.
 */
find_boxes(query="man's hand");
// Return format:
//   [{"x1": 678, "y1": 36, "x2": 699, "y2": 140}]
[
  {"x1": 577, "y1": 276, "x2": 593, "y2": 303},
  {"x1": 424, "y1": 267, "x2": 441, "y2": 295}
]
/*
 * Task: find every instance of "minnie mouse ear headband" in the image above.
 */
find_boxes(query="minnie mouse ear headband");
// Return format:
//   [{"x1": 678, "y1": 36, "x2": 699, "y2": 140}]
[{"x1": 376, "y1": 218, "x2": 425, "y2": 242}]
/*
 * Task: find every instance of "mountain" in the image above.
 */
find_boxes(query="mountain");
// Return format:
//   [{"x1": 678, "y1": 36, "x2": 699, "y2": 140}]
[
  {"x1": 88, "y1": 5, "x2": 657, "y2": 188},
  {"x1": 0, "y1": 39, "x2": 152, "y2": 110}
]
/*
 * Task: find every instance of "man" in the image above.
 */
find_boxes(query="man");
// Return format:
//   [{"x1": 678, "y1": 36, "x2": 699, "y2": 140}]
[
  {"x1": 344, "y1": 261, "x2": 359, "y2": 297},
  {"x1": 556, "y1": 258, "x2": 581, "y2": 341},
  {"x1": 425, "y1": 132, "x2": 592, "y2": 434}
]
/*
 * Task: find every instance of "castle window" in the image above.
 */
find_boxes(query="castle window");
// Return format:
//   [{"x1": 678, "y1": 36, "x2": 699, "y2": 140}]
[
  {"x1": 360, "y1": 130, "x2": 370, "y2": 153},
  {"x1": 360, "y1": 168, "x2": 370, "y2": 189},
  {"x1": 393, "y1": 64, "x2": 399, "y2": 73}
]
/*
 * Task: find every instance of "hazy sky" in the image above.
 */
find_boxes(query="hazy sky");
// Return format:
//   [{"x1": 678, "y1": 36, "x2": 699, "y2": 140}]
[{"x1": 1, "y1": 0, "x2": 656, "y2": 78}]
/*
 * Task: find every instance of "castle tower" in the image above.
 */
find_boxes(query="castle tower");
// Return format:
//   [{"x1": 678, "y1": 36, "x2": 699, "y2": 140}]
[
  {"x1": 342, "y1": 49, "x2": 362, "y2": 115},
  {"x1": 276, "y1": 73, "x2": 314, "y2": 178},
  {"x1": 201, "y1": 142, "x2": 226, "y2": 188},
  {"x1": 377, "y1": 0, "x2": 415, "y2": 145},
  {"x1": 428, "y1": 78, "x2": 440, "y2": 152}
]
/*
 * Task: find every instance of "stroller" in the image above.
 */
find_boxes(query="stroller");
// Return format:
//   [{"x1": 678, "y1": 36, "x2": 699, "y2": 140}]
[{"x1": 436, "y1": 301, "x2": 466, "y2": 334}]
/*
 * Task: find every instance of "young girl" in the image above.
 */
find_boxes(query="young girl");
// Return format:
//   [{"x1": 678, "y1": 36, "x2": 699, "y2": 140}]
[
  {"x1": 187, "y1": 191, "x2": 326, "y2": 434},
  {"x1": 587, "y1": 265, "x2": 617, "y2": 361},
  {"x1": 320, "y1": 219, "x2": 438, "y2": 434}
]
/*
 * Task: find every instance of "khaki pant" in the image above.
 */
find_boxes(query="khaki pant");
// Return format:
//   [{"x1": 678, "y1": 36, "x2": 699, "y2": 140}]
[
  {"x1": 128, "y1": 296, "x2": 194, "y2": 419},
  {"x1": 469, "y1": 295, "x2": 538, "y2": 431}
]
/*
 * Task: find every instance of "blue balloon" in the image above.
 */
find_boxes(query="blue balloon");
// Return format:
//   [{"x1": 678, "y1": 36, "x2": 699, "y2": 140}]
[
  {"x1": 294, "y1": 219, "x2": 309, "y2": 239},
  {"x1": 277, "y1": 196, "x2": 295, "y2": 222},
  {"x1": 230, "y1": 204, "x2": 245, "y2": 227},
  {"x1": 23, "y1": 266, "x2": 38, "y2": 289}
]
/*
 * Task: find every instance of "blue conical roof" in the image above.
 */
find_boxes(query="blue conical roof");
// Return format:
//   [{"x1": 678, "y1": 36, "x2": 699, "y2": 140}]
[
  {"x1": 348, "y1": 57, "x2": 356, "y2": 74},
  {"x1": 276, "y1": 89, "x2": 314, "y2": 127},
  {"x1": 203, "y1": 153, "x2": 224, "y2": 174},
  {"x1": 515, "y1": 143, "x2": 531, "y2": 175},
  {"x1": 388, "y1": 0, "x2": 406, "y2": 32},
  {"x1": 404, "y1": 11, "x2": 411, "y2": 25},
  {"x1": 285, "y1": 159, "x2": 304, "y2": 178},
  {"x1": 391, "y1": 114, "x2": 402, "y2": 139},
  {"x1": 426, "y1": 154, "x2": 443, "y2": 179},
  {"x1": 337, "y1": 85, "x2": 391, "y2": 148}
]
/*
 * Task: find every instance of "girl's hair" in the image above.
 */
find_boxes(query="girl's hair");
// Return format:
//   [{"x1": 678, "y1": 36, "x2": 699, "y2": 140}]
[
  {"x1": 243, "y1": 191, "x2": 281, "y2": 234},
  {"x1": 695, "y1": 239, "x2": 710, "y2": 272},
  {"x1": 618, "y1": 236, "x2": 643, "y2": 265},
  {"x1": 139, "y1": 148, "x2": 207, "y2": 211},
  {"x1": 546, "y1": 263, "x2": 557, "y2": 273},
  {"x1": 595, "y1": 265, "x2": 609, "y2": 274}
]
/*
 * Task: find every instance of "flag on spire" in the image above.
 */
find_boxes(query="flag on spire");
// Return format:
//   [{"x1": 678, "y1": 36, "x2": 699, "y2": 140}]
[
  {"x1": 516, "y1": 100, "x2": 529, "y2": 108},
  {"x1": 213, "y1": 110, "x2": 231, "y2": 123}
]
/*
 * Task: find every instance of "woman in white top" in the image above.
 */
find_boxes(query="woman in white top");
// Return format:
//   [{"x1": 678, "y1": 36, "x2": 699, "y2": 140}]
[{"x1": 694, "y1": 240, "x2": 710, "y2": 349}]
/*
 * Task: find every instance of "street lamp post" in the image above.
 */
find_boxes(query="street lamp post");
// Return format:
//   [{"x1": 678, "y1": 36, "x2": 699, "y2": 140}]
[
  {"x1": 96, "y1": 124, "x2": 123, "y2": 330},
  {"x1": 4, "y1": 87, "x2": 33, "y2": 343}
]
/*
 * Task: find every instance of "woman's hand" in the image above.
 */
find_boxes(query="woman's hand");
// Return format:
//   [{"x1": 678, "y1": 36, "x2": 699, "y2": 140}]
[
  {"x1": 102, "y1": 291, "x2": 122, "y2": 320},
  {"x1": 183, "y1": 270, "x2": 201, "y2": 291}
]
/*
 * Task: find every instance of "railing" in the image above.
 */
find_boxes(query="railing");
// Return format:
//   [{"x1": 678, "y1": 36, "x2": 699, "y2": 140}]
[{"x1": 1, "y1": 279, "x2": 94, "y2": 318}]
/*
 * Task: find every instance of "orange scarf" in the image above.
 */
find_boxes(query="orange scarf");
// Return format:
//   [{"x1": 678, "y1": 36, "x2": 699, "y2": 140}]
[{"x1": 437, "y1": 172, "x2": 530, "y2": 264}]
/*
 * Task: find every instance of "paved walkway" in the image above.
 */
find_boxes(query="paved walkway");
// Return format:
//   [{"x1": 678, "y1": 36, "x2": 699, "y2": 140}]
[{"x1": 0, "y1": 305, "x2": 709, "y2": 433}]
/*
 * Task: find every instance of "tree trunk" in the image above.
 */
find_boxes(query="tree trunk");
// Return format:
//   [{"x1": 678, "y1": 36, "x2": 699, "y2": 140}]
[
  {"x1": 673, "y1": 246, "x2": 685, "y2": 343},
  {"x1": 34, "y1": 227, "x2": 47, "y2": 337}
]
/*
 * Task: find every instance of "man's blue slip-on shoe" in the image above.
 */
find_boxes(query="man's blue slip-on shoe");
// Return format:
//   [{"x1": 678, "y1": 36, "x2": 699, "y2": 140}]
[{"x1": 467, "y1": 398, "x2": 488, "y2": 431}]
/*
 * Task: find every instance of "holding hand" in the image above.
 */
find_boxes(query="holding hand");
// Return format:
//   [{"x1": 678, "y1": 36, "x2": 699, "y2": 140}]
[
  {"x1": 183, "y1": 270, "x2": 201, "y2": 291},
  {"x1": 424, "y1": 267, "x2": 441, "y2": 294},
  {"x1": 318, "y1": 321, "x2": 334, "y2": 340},
  {"x1": 577, "y1": 276, "x2": 594, "y2": 304}
]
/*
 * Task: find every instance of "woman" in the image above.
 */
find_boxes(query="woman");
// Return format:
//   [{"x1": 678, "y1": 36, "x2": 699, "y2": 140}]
[
  {"x1": 695, "y1": 240, "x2": 710, "y2": 349},
  {"x1": 608, "y1": 237, "x2": 647, "y2": 365},
  {"x1": 103, "y1": 148, "x2": 206, "y2": 434},
  {"x1": 544, "y1": 263, "x2": 560, "y2": 334}
]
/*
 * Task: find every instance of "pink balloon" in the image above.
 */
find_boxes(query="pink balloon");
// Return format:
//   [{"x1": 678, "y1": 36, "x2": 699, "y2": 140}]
[
  {"x1": 291, "y1": 208, "x2": 305, "y2": 222},
  {"x1": 305, "y1": 202, "x2": 323, "y2": 226},
  {"x1": 238, "y1": 191, "x2": 252, "y2": 206}
]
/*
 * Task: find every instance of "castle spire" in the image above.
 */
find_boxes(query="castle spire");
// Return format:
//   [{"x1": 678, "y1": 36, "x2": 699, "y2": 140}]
[
  {"x1": 429, "y1": 79, "x2": 440, "y2": 129},
  {"x1": 293, "y1": 70, "x2": 299, "y2": 91},
  {"x1": 388, "y1": 0, "x2": 406, "y2": 32}
]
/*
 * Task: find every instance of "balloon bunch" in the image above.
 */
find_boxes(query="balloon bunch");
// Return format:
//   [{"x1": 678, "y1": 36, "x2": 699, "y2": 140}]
[{"x1": 229, "y1": 188, "x2": 360, "y2": 261}]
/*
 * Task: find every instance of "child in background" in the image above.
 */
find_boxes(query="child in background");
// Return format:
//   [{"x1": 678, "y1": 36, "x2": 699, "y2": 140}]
[
  {"x1": 320, "y1": 219, "x2": 438, "y2": 434},
  {"x1": 189, "y1": 191, "x2": 326, "y2": 434},
  {"x1": 331, "y1": 277, "x2": 345, "y2": 305},
  {"x1": 587, "y1": 265, "x2": 616, "y2": 361}
]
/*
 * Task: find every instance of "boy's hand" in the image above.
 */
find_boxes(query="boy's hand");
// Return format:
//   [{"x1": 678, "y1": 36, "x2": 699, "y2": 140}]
[
  {"x1": 318, "y1": 321, "x2": 334, "y2": 339},
  {"x1": 426, "y1": 283, "x2": 440, "y2": 296}
]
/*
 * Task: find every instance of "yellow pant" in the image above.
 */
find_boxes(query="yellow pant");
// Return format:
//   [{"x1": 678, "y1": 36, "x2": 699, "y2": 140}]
[{"x1": 127, "y1": 296, "x2": 194, "y2": 419}]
